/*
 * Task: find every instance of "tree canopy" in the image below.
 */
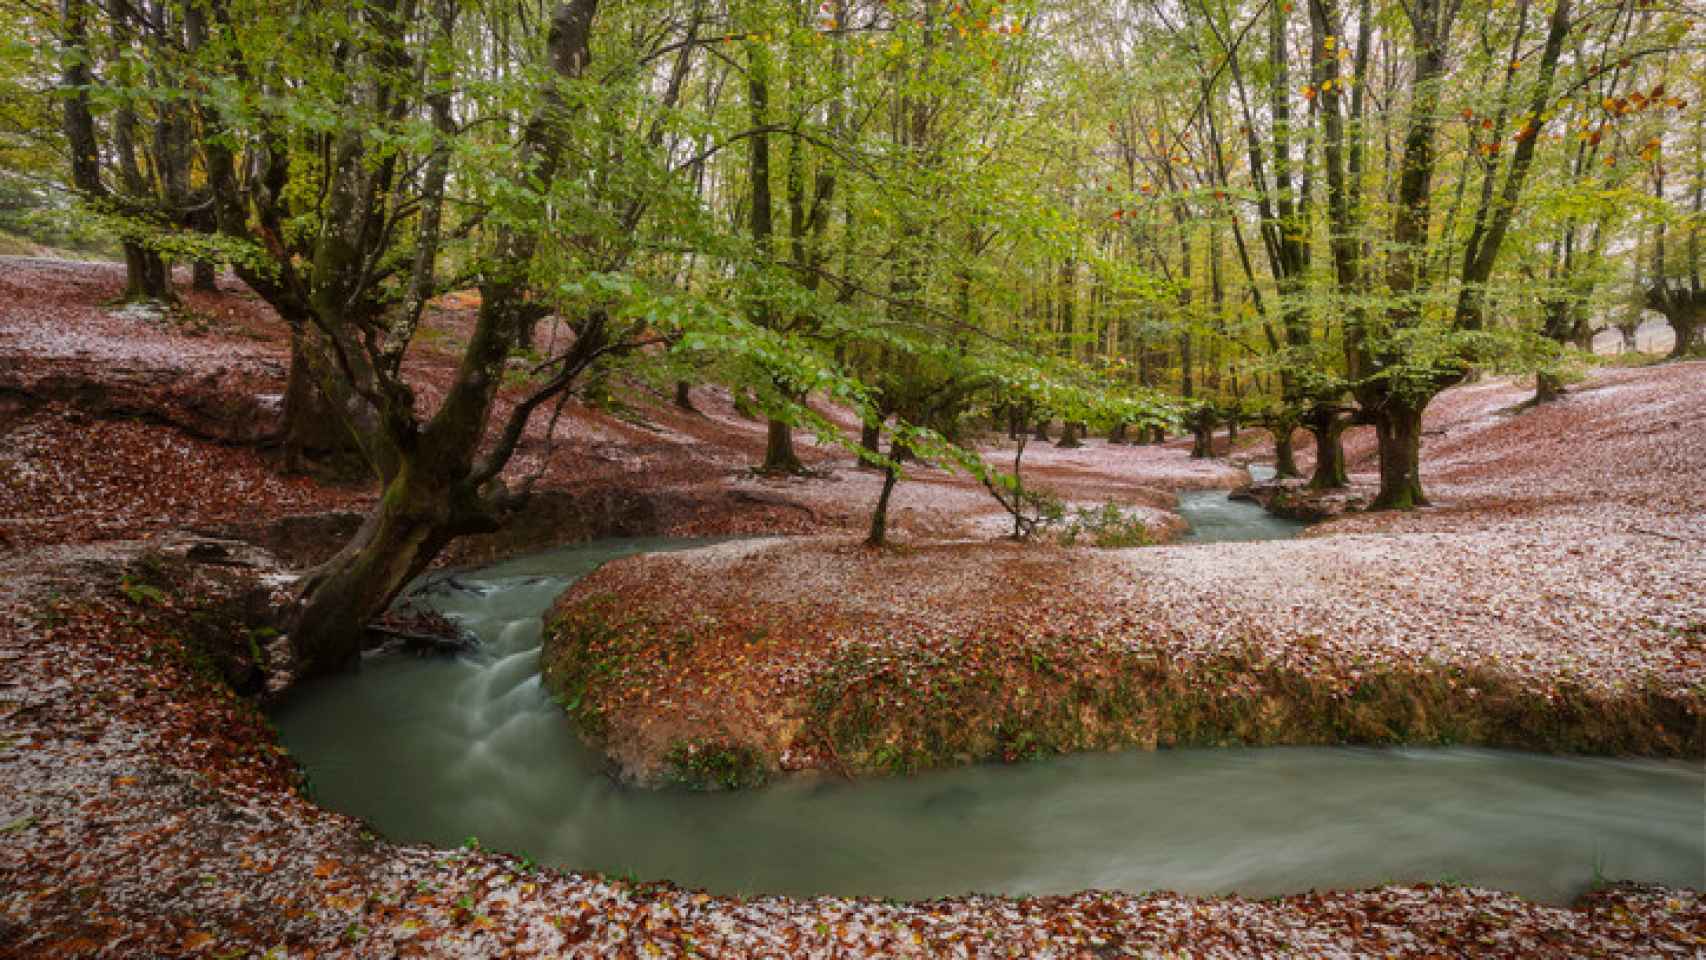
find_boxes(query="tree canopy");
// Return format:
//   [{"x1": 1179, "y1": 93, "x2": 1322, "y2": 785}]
[{"x1": 6, "y1": 0, "x2": 1700, "y2": 672}]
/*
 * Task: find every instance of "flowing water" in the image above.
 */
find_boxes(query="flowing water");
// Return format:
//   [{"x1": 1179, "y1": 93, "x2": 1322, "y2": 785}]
[
  {"x1": 273, "y1": 532, "x2": 1704, "y2": 904},
  {"x1": 1176, "y1": 463, "x2": 1306, "y2": 543}
]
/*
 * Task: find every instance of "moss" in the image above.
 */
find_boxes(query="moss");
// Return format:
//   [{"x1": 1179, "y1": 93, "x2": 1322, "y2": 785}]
[
  {"x1": 539, "y1": 607, "x2": 623, "y2": 741},
  {"x1": 802, "y1": 644, "x2": 1703, "y2": 781},
  {"x1": 547, "y1": 592, "x2": 1702, "y2": 790},
  {"x1": 664, "y1": 739, "x2": 769, "y2": 790}
]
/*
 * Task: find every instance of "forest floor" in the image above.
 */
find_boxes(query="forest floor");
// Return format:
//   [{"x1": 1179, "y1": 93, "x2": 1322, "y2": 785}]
[
  {"x1": 545, "y1": 361, "x2": 1706, "y2": 786},
  {"x1": 2, "y1": 257, "x2": 1703, "y2": 957},
  {"x1": 0, "y1": 256, "x2": 1234, "y2": 563}
]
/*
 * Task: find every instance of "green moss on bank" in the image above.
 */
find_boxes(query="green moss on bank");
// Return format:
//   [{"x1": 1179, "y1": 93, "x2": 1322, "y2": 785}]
[
  {"x1": 805, "y1": 641, "x2": 1703, "y2": 779},
  {"x1": 664, "y1": 739, "x2": 769, "y2": 790},
  {"x1": 543, "y1": 600, "x2": 1704, "y2": 789}
]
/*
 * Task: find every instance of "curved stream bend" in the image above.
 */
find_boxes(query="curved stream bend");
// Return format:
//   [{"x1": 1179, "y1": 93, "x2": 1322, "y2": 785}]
[{"x1": 274, "y1": 522, "x2": 1703, "y2": 904}]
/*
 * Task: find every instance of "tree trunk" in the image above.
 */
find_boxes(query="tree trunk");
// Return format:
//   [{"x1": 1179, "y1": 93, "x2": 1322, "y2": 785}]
[
  {"x1": 1272, "y1": 426, "x2": 1300, "y2": 479},
  {"x1": 120, "y1": 243, "x2": 173, "y2": 301},
  {"x1": 865, "y1": 464, "x2": 900, "y2": 547},
  {"x1": 1617, "y1": 323, "x2": 1639, "y2": 353},
  {"x1": 1056, "y1": 420, "x2": 1082, "y2": 448},
  {"x1": 1304, "y1": 411, "x2": 1349, "y2": 490},
  {"x1": 1108, "y1": 421, "x2": 1128, "y2": 444},
  {"x1": 290, "y1": 469, "x2": 460, "y2": 677},
  {"x1": 1370, "y1": 402, "x2": 1427, "y2": 509},
  {"x1": 1190, "y1": 411, "x2": 1215, "y2": 459},
  {"x1": 763, "y1": 417, "x2": 804, "y2": 474},
  {"x1": 673, "y1": 379, "x2": 695, "y2": 411},
  {"x1": 1032, "y1": 417, "x2": 1050, "y2": 442},
  {"x1": 1667, "y1": 310, "x2": 1701, "y2": 360},
  {"x1": 1533, "y1": 370, "x2": 1566, "y2": 404},
  {"x1": 859, "y1": 421, "x2": 881, "y2": 463},
  {"x1": 280, "y1": 327, "x2": 363, "y2": 475},
  {"x1": 192, "y1": 259, "x2": 218, "y2": 291}
]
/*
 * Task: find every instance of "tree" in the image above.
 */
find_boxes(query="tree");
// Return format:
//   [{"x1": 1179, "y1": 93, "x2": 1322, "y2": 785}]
[{"x1": 174, "y1": 0, "x2": 851, "y2": 674}]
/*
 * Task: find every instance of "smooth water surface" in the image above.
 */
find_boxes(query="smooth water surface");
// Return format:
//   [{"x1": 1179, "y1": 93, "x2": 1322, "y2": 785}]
[
  {"x1": 1177, "y1": 464, "x2": 1306, "y2": 543},
  {"x1": 273, "y1": 537, "x2": 1704, "y2": 904}
]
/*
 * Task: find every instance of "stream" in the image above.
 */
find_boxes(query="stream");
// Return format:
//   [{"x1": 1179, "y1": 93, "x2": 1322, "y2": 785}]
[
  {"x1": 273, "y1": 495, "x2": 1704, "y2": 904},
  {"x1": 1177, "y1": 465, "x2": 1304, "y2": 543}
]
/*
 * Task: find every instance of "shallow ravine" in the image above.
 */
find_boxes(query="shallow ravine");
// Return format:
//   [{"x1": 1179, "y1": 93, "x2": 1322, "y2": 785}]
[{"x1": 273, "y1": 537, "x2": 1704, "y2": 907}]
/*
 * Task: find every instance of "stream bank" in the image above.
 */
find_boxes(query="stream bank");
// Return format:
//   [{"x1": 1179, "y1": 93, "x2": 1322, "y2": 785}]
[
  {"x1": 542, "y1": 533, "x2": 1703, "y2": 789},
  {"x1": 274, "y1": 538, "x2": 1704, "y2": 906}
]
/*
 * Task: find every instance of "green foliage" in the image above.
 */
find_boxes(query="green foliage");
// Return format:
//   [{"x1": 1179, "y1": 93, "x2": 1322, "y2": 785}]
[
  {"x1": 119, "y1": 575, "x2": 167, "y2": 607},
  {"x1": 1059, "y1": 503, "x2": 1153, "y2": 548}
]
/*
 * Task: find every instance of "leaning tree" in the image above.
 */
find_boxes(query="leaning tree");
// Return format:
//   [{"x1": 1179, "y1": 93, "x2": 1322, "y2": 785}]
[{"x1": 123, "y1": 0, "x2": 849, "y2": 675}]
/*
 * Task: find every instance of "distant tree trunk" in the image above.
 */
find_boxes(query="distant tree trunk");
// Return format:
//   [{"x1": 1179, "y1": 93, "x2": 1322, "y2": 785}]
[
  {"x1": 1616, "y1": 322, "x2": 1639, "y2": 353},
  {"x1": 280, "y1": 327, "x2": 366, "y2": 474},
  {"x1": 192, "y1": 258, "x2": 218, "y2": 291},
  {"x1": 119, "y1": 245, "x2": 172, "y2": 301},
  {"x1": 1370, "y1": 401, "x2": 1427, "y2": 509},
  {"x1": 1532, "y1": 297, "x2": 1576, "y2": 404},
  {"x1": 1189, "y1": 409, "x2": 1215, "y2": 459},
  {"x1": 864, "y1": 439, "x2": 908, "y2": 547},
  {"x1": 1303, "y1": 408, "x2": 1349, "y2": 490},
  {"x1": 281, "y1": 330, "x2": 320, "y2": 474},
  {"x1": 1056, "y1": 420, "x2": 1083, "y2": 448},
  {"x1": 1570, "y1": 321, "x2": 1594, "y2": 352},
  {"x1": 674, "y1": 379, "x2": 695, "y2": 411},
  {"x1": 1108, "y1": 421, "x2": 1128, "y2": 444},
  {"x1": 1032, "y1": 417, "x2": 1050, "y2": 442},
  {"x1": 1665, "y1": 307, "x2": 1701, "y2": 359},
  {"x1": 858, "y1": 420, "x2": 881, "y2": 467},
  {"x1": 104, "y1": 0, "x2": 176, "y2": 303},
  {"x1": 1269, "y1": 413, "x2": 1301, "y2": 479},
  {"x1": 745, "y1": 37, "x2": 804, "y2": 476},
  {"x1": 1273, "y1": 431, "x2": 1299, "y2": 478},
  {"x1": 764, "y1": 417, "x2": 804, "y2": 474}
]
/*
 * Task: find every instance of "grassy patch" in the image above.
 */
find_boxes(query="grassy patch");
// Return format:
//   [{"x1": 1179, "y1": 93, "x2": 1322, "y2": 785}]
[{"x1": 1058, "y1": 503, "x2": 1153, "y2": 548}]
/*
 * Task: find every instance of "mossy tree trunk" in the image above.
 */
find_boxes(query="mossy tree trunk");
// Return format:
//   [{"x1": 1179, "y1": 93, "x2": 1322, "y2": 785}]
[
  {"x1": 1369, "y1": 401, "x2": 1426, "y2": 510},
  {"x1": 1267, "y1": 410, "x2": 1301, "y2": 479},
  {"x1": 1303, "y1": 406, "x2": 1349, "y2": 490},
  {"x1": 189, "y1": 0, "x2": 607, "y2": 677},
  {"x1": 1189, "y1": 408, "x2": 1216, "y2": 459}
]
